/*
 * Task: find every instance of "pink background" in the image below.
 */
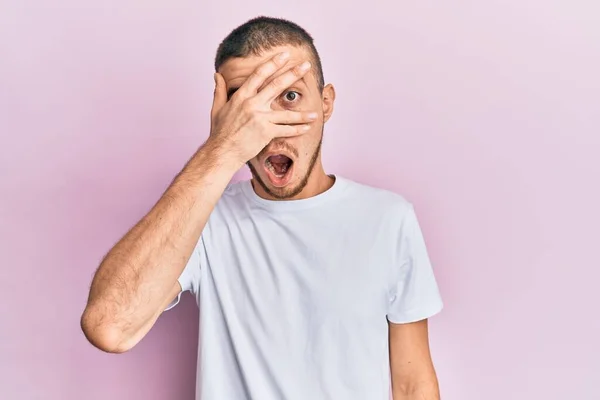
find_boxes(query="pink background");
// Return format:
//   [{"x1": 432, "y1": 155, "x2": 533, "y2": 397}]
[{"x1": 1, "y1": 1, "x2": 599, "y2": 399}]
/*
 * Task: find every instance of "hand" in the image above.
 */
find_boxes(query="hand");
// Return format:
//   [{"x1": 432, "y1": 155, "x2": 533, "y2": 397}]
[{"x1": 208, "y1": 52, "x2": 318, "y2": 167}]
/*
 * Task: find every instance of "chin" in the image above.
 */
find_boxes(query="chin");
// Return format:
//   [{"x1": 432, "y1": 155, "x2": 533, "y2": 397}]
[
  {"x1": 247, "y1": 137, "x2": 322, "y2": 200},
  {"x1": 247, "y1": 160, "x2": 307, "y2": 200}
]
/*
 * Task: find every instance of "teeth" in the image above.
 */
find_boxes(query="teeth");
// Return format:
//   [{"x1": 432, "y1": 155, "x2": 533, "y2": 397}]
[{"x1": 265, "y1": 158, "x2": 288, "y2": 178}]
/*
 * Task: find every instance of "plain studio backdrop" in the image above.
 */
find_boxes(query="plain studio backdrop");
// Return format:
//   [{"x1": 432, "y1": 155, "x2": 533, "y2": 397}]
[{"x1": 1, "y1": 1, "x2": 599, "y2": 399}]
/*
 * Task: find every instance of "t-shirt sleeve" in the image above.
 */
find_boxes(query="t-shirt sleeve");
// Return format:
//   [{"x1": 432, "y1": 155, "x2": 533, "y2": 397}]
[
  {"x1": 164, "y1": 237, "x2": 203, "y2": 311},
  {"x1": 387, "y1": 205, "x2": 443, "y2": 324}
]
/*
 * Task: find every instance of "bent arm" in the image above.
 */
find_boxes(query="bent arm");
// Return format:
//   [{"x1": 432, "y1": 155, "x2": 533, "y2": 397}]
[{"x1": 80, "y1": 139, "x2": 238, "y2": 353}]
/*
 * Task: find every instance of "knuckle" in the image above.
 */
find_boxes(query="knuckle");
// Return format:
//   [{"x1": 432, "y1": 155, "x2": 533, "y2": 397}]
[
  {"x1": 256, "y1": 61, "x2": 277, "y2": 79},
  {"x1": 272, "y1": 75, "x2": 285, "y2": 88},
  {"x1": 241, "y1": 99, "x2": 255, "y2": 112},
  {"x1": 253, "y1": 67, "x2": 269, "y2": 80},
  {"x1": 228, "y1": 93, "x2": 240, "y2": 105},
  {"x1": 273, "y1": 56, "x2": 286, "y2": 67}
]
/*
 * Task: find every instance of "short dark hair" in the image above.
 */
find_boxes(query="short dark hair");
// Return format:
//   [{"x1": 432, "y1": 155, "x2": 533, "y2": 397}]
[{"x1": 214, "y1": 16, "x2": 325, "y2": 91}]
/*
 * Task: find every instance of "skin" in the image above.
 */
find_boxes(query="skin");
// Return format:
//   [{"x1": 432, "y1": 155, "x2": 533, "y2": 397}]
[
  {"x1": 390, "y1": 320, "x2": 441, "y2": 399},
  {"x1": 80, "y1": 48, "x2": 317, "y2": 353},
  {"x1": 217, "y1": 45, "x2": 335, "y2": 200},
  {"x1": 80, "y1": 43, "x2": 439, "y2": 399}
]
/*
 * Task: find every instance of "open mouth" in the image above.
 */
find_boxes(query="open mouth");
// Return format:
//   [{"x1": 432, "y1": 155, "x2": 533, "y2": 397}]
[{"x1": 264, "y1": 154, "x2": 294, "y2": 187}]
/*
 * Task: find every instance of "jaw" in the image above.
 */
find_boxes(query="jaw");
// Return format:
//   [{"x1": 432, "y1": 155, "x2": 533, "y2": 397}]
[{"x1": 247, "y1": 136, "x2": 324, "y2": 200}]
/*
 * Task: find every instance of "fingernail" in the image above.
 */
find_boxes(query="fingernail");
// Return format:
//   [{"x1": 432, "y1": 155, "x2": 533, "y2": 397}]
[
  {"x1": 299, "y1": 61, "x2": 311, "y2": 71},
  {"x1": 302, "y1": 125, "x2": 311, "y2": 131},
  {"x1": 308, "y1": 112, "x2": 318, "y2": 120},
  {"x1": 278, "y1": 52, "x2": 290, "y2": 61}
]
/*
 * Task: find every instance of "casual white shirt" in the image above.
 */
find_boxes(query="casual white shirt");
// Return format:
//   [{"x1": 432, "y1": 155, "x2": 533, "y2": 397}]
[{"x1": 167, "y1": 175, "x2": 443, "y2": 400}]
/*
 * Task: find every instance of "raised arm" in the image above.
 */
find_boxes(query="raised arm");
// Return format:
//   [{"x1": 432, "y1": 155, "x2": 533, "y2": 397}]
[
  {"x1": 80, "y1": 51, "x2": 318, "y2": 353},
  {"x1": 80, "y1": 140, "x2": 237, "y2": 353}
]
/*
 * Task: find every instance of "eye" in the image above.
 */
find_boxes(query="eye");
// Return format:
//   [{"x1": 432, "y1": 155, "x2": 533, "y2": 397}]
[{"x1": 282, "y1": 90, "x2": 301, "y2": 104}]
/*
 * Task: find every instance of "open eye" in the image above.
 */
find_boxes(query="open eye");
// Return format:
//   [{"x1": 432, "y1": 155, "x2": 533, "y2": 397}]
[{"x1": 281, "y1": 90, "x2": 301, "y2": 104}]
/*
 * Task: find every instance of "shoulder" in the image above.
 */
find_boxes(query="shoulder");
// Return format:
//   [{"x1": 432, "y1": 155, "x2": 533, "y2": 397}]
[
  {"x1": 210, "y1": 179, "x2": 249, "y2": 212},
  {"x1": 339, "y1": 176, "x2": 414, "y2": 222},
  {"x1": 221, "y1": 179, "x2": 247, "y2": 199}
]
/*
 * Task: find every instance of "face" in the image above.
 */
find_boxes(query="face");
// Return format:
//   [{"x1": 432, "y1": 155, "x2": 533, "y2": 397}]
[{"x1": 218, "y1": 45, "x2": 335, "y2": 200}]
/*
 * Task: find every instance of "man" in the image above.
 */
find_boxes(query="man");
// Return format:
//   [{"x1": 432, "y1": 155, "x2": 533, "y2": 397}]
[{"x1": 81, "y1": 16, "x2": 443, "y2": 400}]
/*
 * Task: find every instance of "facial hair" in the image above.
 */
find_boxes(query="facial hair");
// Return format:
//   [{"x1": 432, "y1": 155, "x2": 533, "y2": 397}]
[{"x1": 247, "y1": 134, "x2": 323, "y2": 200}]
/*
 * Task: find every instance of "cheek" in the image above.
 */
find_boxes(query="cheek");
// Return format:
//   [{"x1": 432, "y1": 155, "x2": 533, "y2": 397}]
[
  {"x1": 247, "y1": 158, "x2": 265, "y2": 174},
  {"x1": 295, "y1": 131, "x2": 321, "y2": 159},
  {"x1": 285, "y1": 92, "x2": 321, "y2": 111}
]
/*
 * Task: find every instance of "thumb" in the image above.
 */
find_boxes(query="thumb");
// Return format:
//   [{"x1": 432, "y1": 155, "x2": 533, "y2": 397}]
[{"x1": 211, "y1": 72, "x2": 227, "y2": 117}]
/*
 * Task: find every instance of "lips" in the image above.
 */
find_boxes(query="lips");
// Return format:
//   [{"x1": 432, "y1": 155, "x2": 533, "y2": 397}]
[{"x1": 264, "y1": 153, "x2": 294, "y2": 187}]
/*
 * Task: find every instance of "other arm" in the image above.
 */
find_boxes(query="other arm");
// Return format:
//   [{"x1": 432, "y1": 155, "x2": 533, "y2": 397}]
[{"x1": 389, "y1": 319, "x2": 440, "y2": 400}]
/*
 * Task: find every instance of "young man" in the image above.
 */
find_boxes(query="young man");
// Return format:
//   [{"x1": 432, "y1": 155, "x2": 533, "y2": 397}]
[{"x1": 81, "y1": 16, "x2": 443, "y2": 400}]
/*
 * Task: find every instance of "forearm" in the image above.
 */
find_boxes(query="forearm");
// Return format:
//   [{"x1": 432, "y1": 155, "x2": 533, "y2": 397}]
[{"x1": 81, "y1": 138, "x2": 238, "y2": 351}]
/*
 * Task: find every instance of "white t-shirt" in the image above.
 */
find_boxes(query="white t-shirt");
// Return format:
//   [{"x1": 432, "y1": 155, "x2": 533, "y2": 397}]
[{"x1": 167, "y1": 175, "x2": 443, "y2": 400}]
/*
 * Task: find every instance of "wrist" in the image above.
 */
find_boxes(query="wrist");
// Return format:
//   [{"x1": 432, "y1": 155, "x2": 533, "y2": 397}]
[
  {"x1": 203, "y1": 136, "x2": 244, "y2": 174},
  {"x1": 174, "y1": 137, "x2": 241, "y2": 191}
]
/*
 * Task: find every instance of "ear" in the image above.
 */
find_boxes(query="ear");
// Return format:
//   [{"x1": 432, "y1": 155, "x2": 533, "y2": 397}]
[{"x1": 321, "y1": 84, "x2": 336, "y2": 123}]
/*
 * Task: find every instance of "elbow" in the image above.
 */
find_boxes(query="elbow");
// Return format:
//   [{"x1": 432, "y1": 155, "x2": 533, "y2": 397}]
[
  {"x1": 80, "y1": 308, "x2": 132, "y2": 354},
  {"x1": 392, "y1": 377, "x2": 440, "y2": 399}
]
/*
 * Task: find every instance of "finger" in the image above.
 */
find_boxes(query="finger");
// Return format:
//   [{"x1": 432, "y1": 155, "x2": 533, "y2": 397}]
[
  {"x1": 270, "y1": 123, "x2": 312, "y2": 138},
  {"x1": 269, "y1": 110, "x2": 318, "y2": 125},
  {"x1": 236, "y1": 52, "x2": 291, "y2": 98},
  {"x1": 211, "y1": 73, "x2": 227, "y2": 118},
  {"x1": 255, "y1": 61, "x2": 311, "y2": 104}
]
